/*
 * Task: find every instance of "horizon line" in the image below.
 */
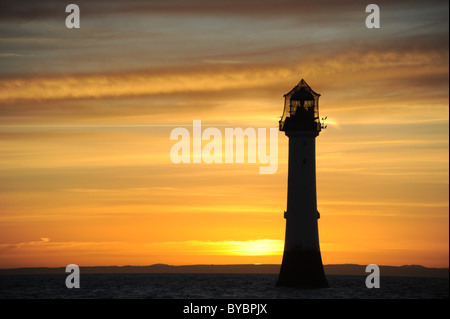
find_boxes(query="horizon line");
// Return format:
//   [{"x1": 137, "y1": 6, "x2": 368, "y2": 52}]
[{"x1": 1, "y1": 262, "x2": 448, "y2": 270}]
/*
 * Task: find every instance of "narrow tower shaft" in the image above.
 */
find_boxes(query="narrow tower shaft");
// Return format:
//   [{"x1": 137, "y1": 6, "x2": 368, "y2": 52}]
[{"x1": 286, "y1": 132, "x2": 320, "y2": 254}]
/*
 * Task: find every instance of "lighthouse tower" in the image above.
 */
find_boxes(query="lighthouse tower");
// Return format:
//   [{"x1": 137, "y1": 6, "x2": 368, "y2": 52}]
[{"x1": 276, "y1": 79, "x2": 328, "y2": 288}]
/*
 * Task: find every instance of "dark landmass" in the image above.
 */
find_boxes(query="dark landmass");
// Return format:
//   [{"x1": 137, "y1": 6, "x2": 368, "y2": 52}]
[{"x1": 0, "y1": 264, "x2": 448, "y2": 278}]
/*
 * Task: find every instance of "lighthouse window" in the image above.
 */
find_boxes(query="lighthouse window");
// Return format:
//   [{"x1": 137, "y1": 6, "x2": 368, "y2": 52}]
[
  {"x1": 303, "y1": 139, "x2": 307, "y2": 146},
  {"x1": 303, "y1": 158, "x2": 307, "y2": 164}
]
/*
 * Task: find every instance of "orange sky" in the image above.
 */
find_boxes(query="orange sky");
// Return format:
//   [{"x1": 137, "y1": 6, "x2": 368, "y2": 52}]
[{"x1": 0, "y1": 0, "x2": 448, "y2": 268}]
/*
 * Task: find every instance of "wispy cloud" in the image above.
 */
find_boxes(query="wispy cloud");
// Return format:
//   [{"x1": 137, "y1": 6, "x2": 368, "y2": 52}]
[
  {"x1": 0, "y1": 53, "x2": 32, "y2": 57},
  {"x1": 0, "y1": 47, "x2": 446, "y2": 105}
]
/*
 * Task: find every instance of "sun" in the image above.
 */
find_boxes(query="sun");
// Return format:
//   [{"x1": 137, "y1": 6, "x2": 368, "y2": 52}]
[{"x1": 224, "y1": 240, "x2": 283, "y2": 256}]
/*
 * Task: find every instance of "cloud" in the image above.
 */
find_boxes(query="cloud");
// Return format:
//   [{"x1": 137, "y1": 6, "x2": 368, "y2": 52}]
[
  {"x1": 0, "y1": 46, "x2": 446, "y2": 106},
  {"x1": 0, "y1": 0, "x2": 369, "y2": 21},
  {"x1": 4, "y1": 237, "x2": 51, "y2": 249},
  {"x1": 0, "y1": 53, "x2": 31, "y2": 57},
  {"x1": 1, "y1": 0, "x2": 447, "y2": 21}
]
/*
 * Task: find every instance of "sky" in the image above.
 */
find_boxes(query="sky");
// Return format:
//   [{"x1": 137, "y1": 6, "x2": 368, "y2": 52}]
[{"x1": 0, "y1": 0, "x2": 448, "y2": 268}]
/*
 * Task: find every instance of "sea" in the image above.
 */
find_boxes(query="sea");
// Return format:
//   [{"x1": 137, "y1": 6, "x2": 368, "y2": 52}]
[{"x1": 0, "y1": 273, "x2": 448, "y2": 299}]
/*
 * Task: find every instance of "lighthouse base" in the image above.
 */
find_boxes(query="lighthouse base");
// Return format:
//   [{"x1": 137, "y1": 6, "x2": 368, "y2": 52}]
[{"x1": 276, "y1": 251, "x2": 328, "y2": 288}]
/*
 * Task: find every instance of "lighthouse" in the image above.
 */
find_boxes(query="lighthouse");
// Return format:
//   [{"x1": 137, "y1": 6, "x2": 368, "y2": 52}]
[{"x1": 276, "y1": 79, "x2": 328, "y2": 288}]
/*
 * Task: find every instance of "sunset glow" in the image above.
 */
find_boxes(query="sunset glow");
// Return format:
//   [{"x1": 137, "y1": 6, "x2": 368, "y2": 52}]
[{"x1": 0, "y1": 0, "x2": 448, "y2": 269}]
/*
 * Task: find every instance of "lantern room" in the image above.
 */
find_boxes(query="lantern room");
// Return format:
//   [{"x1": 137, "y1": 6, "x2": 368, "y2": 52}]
[{"x1": 279, "y1": 79, "x2": 322, "y2": 132}]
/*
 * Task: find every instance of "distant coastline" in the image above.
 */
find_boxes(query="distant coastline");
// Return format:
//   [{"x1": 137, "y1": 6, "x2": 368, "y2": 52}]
[{"x1": 0, "y1": 264, "x2": 448, "y2": 278}]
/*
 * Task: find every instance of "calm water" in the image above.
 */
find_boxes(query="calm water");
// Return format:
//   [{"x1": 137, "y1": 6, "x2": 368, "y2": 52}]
[{"x1": 0, "y1": 274, "x2": 448, "y2": 299}]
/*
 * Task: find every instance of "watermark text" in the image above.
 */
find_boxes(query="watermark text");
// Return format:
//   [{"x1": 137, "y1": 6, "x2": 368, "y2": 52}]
[{"x1": 170, "y1": 120, "x2": 278, "y2": 174}]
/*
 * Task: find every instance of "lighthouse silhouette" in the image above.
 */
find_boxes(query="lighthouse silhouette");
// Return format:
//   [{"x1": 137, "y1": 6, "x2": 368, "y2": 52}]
[{"x1": 276, "y1": 79, "x2": 328, "y2": 288}]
